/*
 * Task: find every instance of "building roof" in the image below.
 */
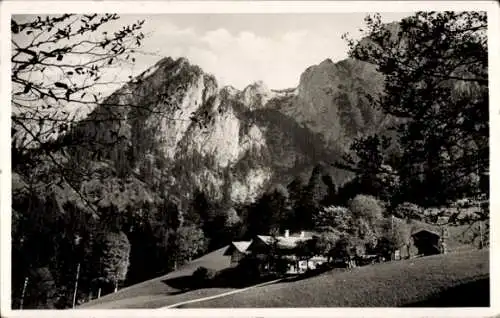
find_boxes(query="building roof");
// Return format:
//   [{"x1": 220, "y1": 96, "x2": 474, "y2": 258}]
[
  {"x1": 224, "y1": 241, "x2": 252, "y2": 255},
  {"x1": 411, "y1": 229, "x2": 441, "y2": 238},
  {"x1": 255, "y1": 235, "x2": 311, "y2": 250},
  {"x1": 310, "y1": 256, "x2": 328, "y2": 262},
  {"x1": 233, "y1": 241, "x2": 252, "y2": 253},
  {"x1": 302, "y1": 230, "x2": 320, "y2": 238}
]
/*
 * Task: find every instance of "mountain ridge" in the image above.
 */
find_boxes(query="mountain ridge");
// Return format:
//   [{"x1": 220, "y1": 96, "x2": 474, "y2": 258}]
[{"x1": 63, "y1": 55, "x2": 387, "y2": 208}]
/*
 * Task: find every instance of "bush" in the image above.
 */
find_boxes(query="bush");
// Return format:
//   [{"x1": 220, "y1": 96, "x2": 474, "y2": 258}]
[
  {"x1": 331, "y1": 236, "x2": 354, "y2": 263},
  {"x1": 212, "y1": 267, "x2": 239, "y2": 287},
  {"x1": 393, "y1": 202, "x2": 423, "y2": 220},
  {"x1": 236, "y1": 257, "x2": 263, "y2": 282},
  {"x1": 316, "y1": 262, "x2": 331, "y2": 271},
  {"x1": 379, "y1": 217, "x2": 411, "y2": 248},
  {"x1": 348, "y1": 195, "x2": 384, "y2": 222},
  {"x1": 314, "y1": 206, "x2": 352, "y2": 232},
  {"x1": 192, "y1": 266, "x2": 216, "y2": 288},
  {"x1": 275, "y1": 258, "x2": 290, "y2": 276},
  {"x1": 375, "y1": 236, "x2": 398, "y2": 260}
]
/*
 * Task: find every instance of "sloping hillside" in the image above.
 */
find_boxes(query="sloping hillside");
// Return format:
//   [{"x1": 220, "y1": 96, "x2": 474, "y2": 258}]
[
  {"x1": 79, "y1": 247, "x2": 488, "y2": 308},
  {"x1": 77, "y1": 217, "x2": 484, "y2": 309},
  {"x1": 78, "y1": 246, "x2": 234, "y2": 309},
  {"x1": 183, "y1": 249, "x2": 489, "y2": 308}
]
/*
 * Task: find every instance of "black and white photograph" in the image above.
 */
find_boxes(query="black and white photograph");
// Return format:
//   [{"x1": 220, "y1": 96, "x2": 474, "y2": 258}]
[{"x1": 1, "y1": 0, "x2": 498, "y2": 315}]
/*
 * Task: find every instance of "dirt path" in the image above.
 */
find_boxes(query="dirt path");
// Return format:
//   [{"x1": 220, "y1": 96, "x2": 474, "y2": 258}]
[{"x1": 160, "y1": 278, "x2": 285, "y2": 309}]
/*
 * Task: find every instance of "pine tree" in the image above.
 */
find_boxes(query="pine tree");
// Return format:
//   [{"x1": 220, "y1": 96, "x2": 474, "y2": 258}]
[{"x1": 344, "y1": 12, "x2": 488, "y2": 206}]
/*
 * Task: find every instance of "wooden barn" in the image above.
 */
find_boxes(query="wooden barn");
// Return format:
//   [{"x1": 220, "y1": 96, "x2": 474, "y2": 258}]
[
  {"x1": 411, "y1": 229, "x2": 442, "y2": 256},
  {"x1": 390, "y1": 228, "x2": 447, "y2": 260}
]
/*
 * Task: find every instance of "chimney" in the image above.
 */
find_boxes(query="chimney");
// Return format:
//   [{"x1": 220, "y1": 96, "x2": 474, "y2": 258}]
[
  {"x1": 300, "y1": 231, "x2": 305, "y2": 238},
  {"x1": 284, "y1": 229, "x2": 289, "y2": 238}
]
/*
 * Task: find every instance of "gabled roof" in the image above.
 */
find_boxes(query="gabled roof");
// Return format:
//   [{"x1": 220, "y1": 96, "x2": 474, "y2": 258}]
[
  {"x1": 233, "y1": 241, "x2": 252, "y2": 253},
  {"x1": 411, "y1": 229, "x2": 441, "y2": 238},
  {"x1": 224, "y1": 241, "x2": 252, "y2": 255}
]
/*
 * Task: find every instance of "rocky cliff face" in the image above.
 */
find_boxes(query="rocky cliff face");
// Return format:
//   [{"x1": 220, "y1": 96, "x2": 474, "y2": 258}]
[
  {"x1": 281, "y1": 58, "x2": 387, "y2": 150},
  {"x1": 74, "y1": 56, "x2": 386, "y2": 206}
]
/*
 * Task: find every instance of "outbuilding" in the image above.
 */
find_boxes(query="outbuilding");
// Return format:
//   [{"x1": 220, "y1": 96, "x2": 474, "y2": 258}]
[
  {"x1": 411, "y1": 229, "x2": 441, "y2": 256},
  {"x1": 224, "y1": 241, "x2": 252, "y2": 266}
]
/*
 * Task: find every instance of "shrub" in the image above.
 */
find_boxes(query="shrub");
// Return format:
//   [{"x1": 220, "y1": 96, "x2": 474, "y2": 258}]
[
  {"x1": 236, "y1": 257, "x2": 263, "y2": 282},
  {"x1": 375, "y1": 236, "x2": 398, "y2": 260},
  {"x1": 393, "y1": 202, "x2": 423, "y2": 220},
  {"x1": 275, "y1": 258, "x2": 290, "y2": 276},
  {"x1": 315, "y1": 230, "x2": 341, "y2": 260},
  {"x1": 192, "y1": 266, "x2": 216, "y2": 288},
  {"x1": 331, "y1": 236, "x2": 354, "y2": 263},
  {"x1": 314, "y1": 206, "x2": 352, "y2": 232},
  {"x1": 379, "y1": 217, "x2": 411, "y2": 247},
  {"x1": 212, "y1": 267, "x2": 239, "y2": 287},
  {"x1": 348, "y1": 195, "x2": 384, "y2": 222},
  {"x1": 352, "y1": 217, "x2": 379, "y2": 250}
]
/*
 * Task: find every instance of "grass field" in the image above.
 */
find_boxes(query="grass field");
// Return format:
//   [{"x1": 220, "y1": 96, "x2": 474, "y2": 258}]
[
  {"x1": 78, "y1": 246, "x2": 235, "y2": 309},
  {"x1": 182, "y1": 249, "x2": 489, "y2": 308}
]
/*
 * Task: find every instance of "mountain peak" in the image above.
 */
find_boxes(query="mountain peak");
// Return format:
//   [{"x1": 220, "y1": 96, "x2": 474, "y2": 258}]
[
  {"x1": 243, "y1": 80, "x2": 269, "y2": 93},
  {"x1": 175, "y1": 56, "x2": 190, "y2": 66},
  {"x1": 319, "y1": 58, "x2": 334, "y2": 66},
  {"x1": 154, "y1": 56, "x2": 189, "y2": 66},
  {"x1": 136, "y1": 56, "x2": 198, "y2": 81},
  {"x1": 241, "y1": 80, "x2": 273, "y2": 109},
  {"x1": 154, "y1": 56, "x2": 175, "y2": 67},
  {"x1": 220, "y1": 85, "x2": 240, "y2": 99}
]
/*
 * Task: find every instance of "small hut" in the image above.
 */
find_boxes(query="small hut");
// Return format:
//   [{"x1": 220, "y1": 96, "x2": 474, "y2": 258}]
[
  {"x1": 411, "y1": 229, "x2": 441, "y2": 256},
  {"x1": 224, "y1": 241, "x2": 252, "y2": 266}
]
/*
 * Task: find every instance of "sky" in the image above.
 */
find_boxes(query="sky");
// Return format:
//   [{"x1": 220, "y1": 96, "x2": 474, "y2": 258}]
[
  {"x1": 106, "y1": 13, "x2": 413, "y2": 90},
  {"x1": 11, "y1": 12, "x2": 414, "y2": 121},
  {"x1": 11, "y1": 11, "x2": 415, "y2": 118}
]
